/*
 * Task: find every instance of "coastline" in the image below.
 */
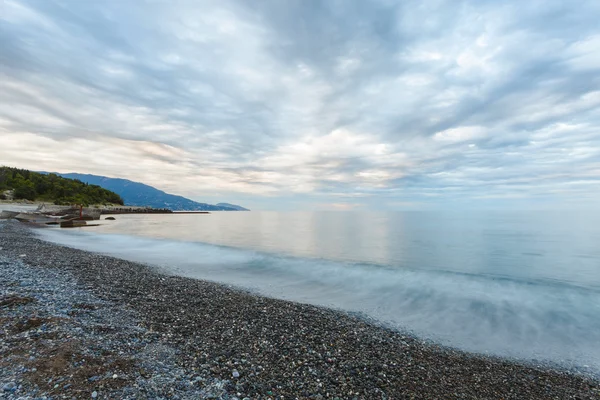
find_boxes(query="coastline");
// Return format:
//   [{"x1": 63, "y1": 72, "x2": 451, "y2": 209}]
[{"x1": 1, "y1": 221, "x2": 598, "y2": 399}]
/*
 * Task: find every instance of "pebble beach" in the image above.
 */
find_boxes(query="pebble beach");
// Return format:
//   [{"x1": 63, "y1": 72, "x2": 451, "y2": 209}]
[{"x1": 1, "y1": 221, "x2": 598, "y2": 399}]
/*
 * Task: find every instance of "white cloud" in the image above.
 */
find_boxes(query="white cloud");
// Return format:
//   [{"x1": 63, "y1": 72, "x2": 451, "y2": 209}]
[
  {"x1": 567, "y1": 34, "x2": 600, "y2": 70},
  {"x1": 433, "y1": 126, "x2": 487, "y2": 142}
]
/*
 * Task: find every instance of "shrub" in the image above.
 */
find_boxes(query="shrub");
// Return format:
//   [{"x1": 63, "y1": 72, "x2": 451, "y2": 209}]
[{"x1": 14, "y1": 186, "x2": 37, "y2": 201}]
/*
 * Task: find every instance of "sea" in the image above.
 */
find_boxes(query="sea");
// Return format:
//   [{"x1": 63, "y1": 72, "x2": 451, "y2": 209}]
[{"x1": 33, "y1": 211, "x2": 600, "y2": 376}]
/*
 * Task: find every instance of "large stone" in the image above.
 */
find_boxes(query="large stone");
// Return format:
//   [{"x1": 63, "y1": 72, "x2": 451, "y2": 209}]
[{"x1": 2, "y1": 382, "x2": 17, "y2": 392}]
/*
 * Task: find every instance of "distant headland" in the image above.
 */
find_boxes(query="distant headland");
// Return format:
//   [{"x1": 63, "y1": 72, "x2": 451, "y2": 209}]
[
  {"x1": 0, "y1": 166, "x2": 248, "y2": 211},
  {"x1": 56, "y1": 173, "x2": 249, "y2": 211}
]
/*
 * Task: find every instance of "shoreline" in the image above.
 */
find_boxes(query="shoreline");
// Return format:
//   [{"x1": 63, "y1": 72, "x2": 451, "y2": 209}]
[{"x1": 1, "y1": 221, "x2": 598, "y2": 399}]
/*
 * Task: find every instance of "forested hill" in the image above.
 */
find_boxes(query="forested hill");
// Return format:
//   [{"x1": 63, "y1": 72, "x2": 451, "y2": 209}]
[{"x1": 0, "y1": 167, "x2": 124, "y2": 206}]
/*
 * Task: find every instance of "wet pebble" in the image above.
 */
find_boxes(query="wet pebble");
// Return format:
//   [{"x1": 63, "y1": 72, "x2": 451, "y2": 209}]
[{"x1": 2, "y1": 381, "x2": 17, "y2": 392}]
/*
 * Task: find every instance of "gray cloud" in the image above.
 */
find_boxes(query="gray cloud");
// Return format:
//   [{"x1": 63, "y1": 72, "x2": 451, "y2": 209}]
[{"x1": 1, "y1": 0, "x2": 599, "y2": 209}]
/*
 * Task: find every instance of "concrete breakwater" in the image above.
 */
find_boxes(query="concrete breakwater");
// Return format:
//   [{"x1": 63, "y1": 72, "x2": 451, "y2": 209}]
[
  {"x1": 99, "y1": 207, "x2": 173, "y2": 215},
  {"x1": 0, "y1": 205, "x2": 180, "y2": 222}
]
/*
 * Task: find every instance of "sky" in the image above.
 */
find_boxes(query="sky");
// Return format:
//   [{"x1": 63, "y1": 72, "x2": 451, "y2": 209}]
[{"x1": 1, "y1": 0, "x2": 599, "y2": 211}]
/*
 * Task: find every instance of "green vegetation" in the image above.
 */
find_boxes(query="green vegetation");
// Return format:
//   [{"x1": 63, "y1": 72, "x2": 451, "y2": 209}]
[{"x1": 0, "y1": 167, "x2": 124, "y2": 206}]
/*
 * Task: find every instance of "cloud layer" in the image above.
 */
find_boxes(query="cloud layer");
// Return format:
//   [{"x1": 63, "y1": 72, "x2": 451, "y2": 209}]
[{"x1": 1, "y1": 0, "x2": 599, "y2": 209}]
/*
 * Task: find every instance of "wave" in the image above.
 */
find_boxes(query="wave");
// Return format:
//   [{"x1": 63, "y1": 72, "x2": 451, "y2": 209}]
[{"x1": 36, "y1": 228, "x2": 600, "y2": 377}]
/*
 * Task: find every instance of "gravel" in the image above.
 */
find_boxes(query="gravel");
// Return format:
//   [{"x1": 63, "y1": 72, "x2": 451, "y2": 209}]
[{"x1": 1, "y1": 221, "x2": 598, "y2": 399}]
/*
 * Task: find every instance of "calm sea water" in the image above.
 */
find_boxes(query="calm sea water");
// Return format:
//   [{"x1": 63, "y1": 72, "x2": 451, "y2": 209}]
[{"x1": 36, "y1": 211, "x2": 600, "y2": 375}]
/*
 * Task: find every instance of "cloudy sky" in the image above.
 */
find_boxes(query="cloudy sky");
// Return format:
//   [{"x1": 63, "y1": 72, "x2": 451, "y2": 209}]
[{"x1": 1, "y1": 0, "x2": 599, "y2": 210}]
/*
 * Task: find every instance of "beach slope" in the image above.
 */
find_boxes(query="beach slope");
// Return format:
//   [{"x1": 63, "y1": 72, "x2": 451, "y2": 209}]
[{"x1": 0, "y1": 222, "x2": 598, "y2": 399}]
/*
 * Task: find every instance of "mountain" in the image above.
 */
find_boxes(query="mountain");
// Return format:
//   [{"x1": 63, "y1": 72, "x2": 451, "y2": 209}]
[
  {"x1": 0, "y1": 166, "x2": 124, "y2": 205},
  {"x1": 215, "y1": 202, "x2": 249, "y2": 211},
  {"x1": 57, "y1": 173, "x2": 248, "y2": 211}
]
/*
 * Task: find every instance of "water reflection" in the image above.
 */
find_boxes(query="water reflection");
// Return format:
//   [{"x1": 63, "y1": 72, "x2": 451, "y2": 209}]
[{"x1": 93, "y1": 211, "x2": 600, "y2": 288}]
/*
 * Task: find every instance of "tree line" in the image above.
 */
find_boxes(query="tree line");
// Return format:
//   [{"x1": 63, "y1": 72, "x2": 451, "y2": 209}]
[{"x1": 0, "y1": 167, "x2": 124, "y2": 206}]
